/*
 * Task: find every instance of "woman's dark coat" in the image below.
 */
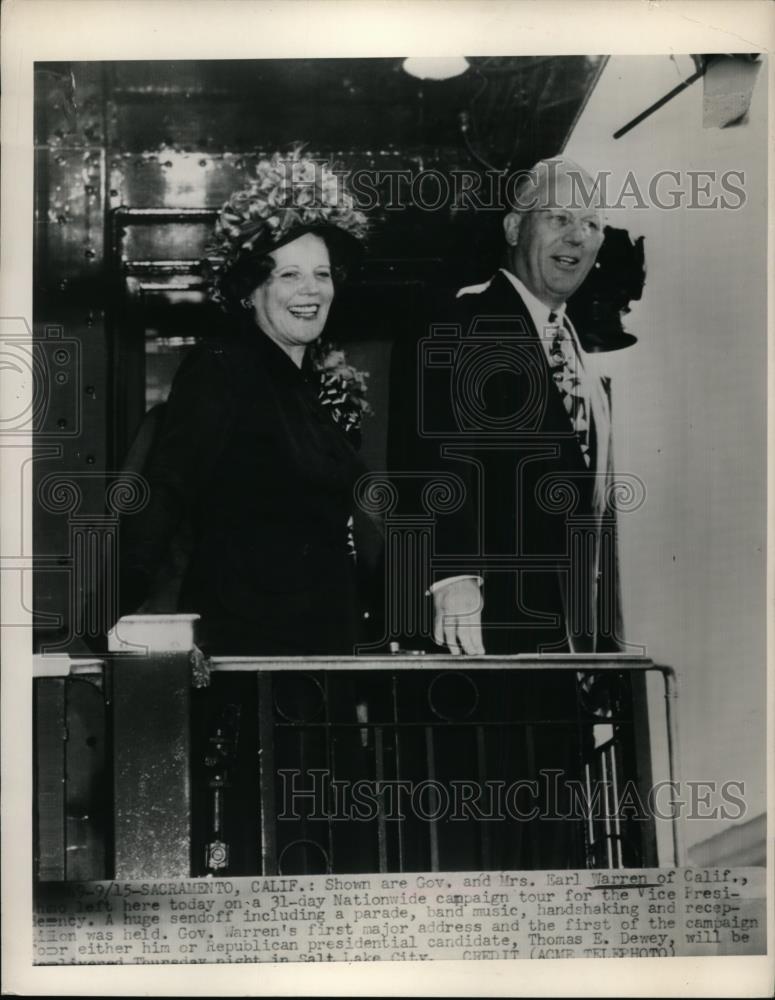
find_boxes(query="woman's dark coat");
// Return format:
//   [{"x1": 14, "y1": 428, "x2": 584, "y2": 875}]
[{"x1": 120, "y1": 325, "x2": 365, "y2": 656}]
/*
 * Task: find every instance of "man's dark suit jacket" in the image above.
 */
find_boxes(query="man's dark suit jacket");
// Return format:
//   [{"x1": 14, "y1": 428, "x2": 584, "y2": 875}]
[
  {"x1": 419, "y1": 270, "x2": 624, "y2": 654},
  {"x1": 120, "y1": 323, "x2": 365, "y2": 656}
]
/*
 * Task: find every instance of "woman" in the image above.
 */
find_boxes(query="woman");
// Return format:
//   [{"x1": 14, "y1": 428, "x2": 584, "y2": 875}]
[{"x1": 120, "y1": 151, "x2": 371, "y2": 656}]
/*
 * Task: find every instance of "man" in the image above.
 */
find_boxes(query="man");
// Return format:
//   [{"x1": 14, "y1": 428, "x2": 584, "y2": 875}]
[{"x1": 427, "y1": 156, "x2": 623, "y2": 655}]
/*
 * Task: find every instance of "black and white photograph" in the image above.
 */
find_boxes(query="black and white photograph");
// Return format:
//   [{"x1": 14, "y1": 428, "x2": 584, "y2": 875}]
[{"x1": 2, "y1": 1, "x2": 772, "y2": 995}]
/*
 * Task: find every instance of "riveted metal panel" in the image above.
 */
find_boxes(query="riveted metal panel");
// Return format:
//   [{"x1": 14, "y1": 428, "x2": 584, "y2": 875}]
[{"x1": 34, "y1": 63, "x2": 111, "y2": 652}]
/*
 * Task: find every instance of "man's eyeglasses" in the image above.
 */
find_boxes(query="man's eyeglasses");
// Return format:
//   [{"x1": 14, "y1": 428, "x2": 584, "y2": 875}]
[{"x1": 535, "y1": 210, "x2": 603, "y2": 239}]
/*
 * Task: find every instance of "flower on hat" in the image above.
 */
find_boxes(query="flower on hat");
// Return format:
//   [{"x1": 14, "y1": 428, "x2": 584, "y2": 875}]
[{"x1": 206, "y1": 146, "x2": 369, "y2": 286}]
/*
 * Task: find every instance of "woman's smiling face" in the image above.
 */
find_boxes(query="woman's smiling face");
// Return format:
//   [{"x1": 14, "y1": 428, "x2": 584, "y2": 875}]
[{"x1": 249, "y1": 233, "x2": 334, "y2": 364}]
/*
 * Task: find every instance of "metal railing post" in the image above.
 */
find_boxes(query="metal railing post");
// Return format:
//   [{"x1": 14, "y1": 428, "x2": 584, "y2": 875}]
[{"x1": 108, "y1": 615, "x2": 199, "y2": 878}]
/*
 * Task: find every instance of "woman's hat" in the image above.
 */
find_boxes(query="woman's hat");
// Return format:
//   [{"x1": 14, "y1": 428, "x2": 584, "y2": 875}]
[{"x1": 207, "y1": 147, "x2": 369, "y2": 304}]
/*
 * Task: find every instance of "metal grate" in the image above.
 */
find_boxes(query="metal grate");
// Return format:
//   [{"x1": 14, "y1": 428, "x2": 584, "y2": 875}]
[
  {"x1": 248, "y1": 668, "x2": 653, "y2": 875},
  {"x1": 34, "y1": 654, "x2": 676, "y2": 881}
]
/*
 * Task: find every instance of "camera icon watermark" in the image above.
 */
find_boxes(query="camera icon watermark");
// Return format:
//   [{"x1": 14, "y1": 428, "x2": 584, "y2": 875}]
[
  {"x1": 418, "y1": 316, "x2": 549, "y2": 438},
  {"x1": 0, "y1": 318, "x2": 81, "y2": 437}
]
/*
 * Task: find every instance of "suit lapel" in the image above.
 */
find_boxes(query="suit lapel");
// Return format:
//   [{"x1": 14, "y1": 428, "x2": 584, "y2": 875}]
[{"x1": 476, "y1": 273, "x2": 588, "y2": 462}]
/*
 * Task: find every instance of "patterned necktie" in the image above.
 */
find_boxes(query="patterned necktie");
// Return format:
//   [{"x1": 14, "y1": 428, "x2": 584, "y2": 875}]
[{"x1": 547, "y1": 312, "x2": 591, "y2": 467}]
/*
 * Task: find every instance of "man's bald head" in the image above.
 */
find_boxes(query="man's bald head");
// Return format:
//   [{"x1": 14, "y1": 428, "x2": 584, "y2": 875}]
[{"x1": 509, "y1": 157, "x2": 605, "y2": 214}]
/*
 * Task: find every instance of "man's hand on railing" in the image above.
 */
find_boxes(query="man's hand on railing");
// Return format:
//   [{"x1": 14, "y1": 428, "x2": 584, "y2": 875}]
[{"x1": 432, "y1": 577, "x2": 485, "y2": 655}]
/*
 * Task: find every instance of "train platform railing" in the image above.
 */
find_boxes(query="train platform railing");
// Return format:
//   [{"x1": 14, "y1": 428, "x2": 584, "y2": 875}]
[{"x1": 33, "y1": 615, "x2": 682, "y2": 881}]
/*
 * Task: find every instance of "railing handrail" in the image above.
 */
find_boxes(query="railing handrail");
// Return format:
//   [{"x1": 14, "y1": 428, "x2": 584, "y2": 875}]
[{"x1": 34, "y1": 651, "x2": 665, "y2": 677}]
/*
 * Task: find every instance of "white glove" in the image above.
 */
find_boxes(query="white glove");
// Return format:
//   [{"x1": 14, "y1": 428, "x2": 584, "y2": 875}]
[{"x1": 432, "y1": 577, "x2": 485, "y2": 655}]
